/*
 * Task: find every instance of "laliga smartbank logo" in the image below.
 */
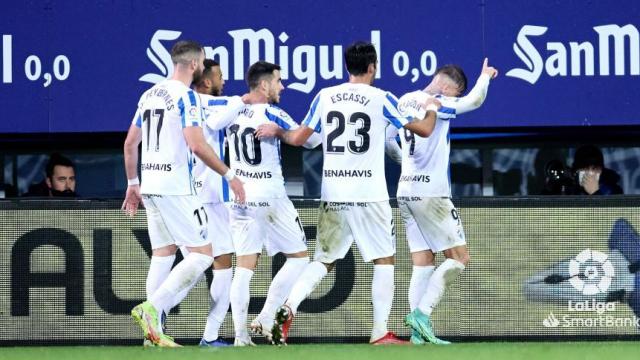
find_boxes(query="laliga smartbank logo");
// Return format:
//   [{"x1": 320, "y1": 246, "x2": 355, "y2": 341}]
[
  {"x1": 568, "y1": 249, "x2": 614, "y2": 295},
  {"x1": 542, "y1": 248, "x2": 640, "y2": 329}
]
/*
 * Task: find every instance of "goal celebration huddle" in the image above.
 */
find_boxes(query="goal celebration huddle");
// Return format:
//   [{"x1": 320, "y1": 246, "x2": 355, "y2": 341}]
[{"x1": 121, "y1": 39, "x2": 498, "y2": 347}]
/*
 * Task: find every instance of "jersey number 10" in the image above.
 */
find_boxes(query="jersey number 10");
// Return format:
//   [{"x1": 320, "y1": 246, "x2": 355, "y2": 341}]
[{"x1": 228, "y1": 125, "x2": 262, "y2": 166}]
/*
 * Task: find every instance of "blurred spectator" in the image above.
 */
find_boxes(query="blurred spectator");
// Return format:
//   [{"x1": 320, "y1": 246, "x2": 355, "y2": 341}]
[
  {"x1": 571, "y1": 144, "x2": 623, "y2": 195},
  {"x1": 24, "y1": 153, "x2": 77, "y2": 197}
]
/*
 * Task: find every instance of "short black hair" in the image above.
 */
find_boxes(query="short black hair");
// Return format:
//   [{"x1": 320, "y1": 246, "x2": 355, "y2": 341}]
[
  {"x1": 344, "y1": 41, "x2": 377, "y2": 76},
  {"x1": 198, "y1": 59, "x2": 220, "y2": 84},
  {"x1": 170, "y1": 40, "x2": 203, "y2": 65},
  {"x1": 246, "y1": 61, "x2": 280, "y2": 90},
  {"x1": 204, "y1": 59, "x2": 220, "y2": 72},
  {"x1": 572, "y1": 144, "x2": 604, "y2": 171},
  {"x1": 46, "y1": 153, "x2": 74, "y2": 178},
  {"x1": 435, "y1": 65, "x2": 468, "y2": 95}
]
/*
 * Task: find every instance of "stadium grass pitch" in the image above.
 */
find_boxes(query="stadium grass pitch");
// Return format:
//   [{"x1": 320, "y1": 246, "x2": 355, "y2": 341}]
[{"x1": 1, "y1": 342, "x2": 638, "y2": 360}]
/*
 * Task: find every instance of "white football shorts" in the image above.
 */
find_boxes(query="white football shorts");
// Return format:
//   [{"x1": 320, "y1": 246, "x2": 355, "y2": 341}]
[
  {"x1": 142, "y1": 194, "x2": 209, "y2": 249},
  {"x1": 229, "y1": 198, "x2": 307, "y2": 257},
  {"x1": 397, "y1": 197, "x2": 466, "y2": 253},
  {"x1": 204, "y1": 202, "x2": 234, "y2": 257},
  {"x1": 314, "y1": 201, "x2": 396, "y2": 263}
]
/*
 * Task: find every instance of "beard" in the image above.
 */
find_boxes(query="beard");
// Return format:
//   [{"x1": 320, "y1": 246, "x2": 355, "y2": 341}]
[
  {"x1": 267, "y1": 90, "x2": 280, "y2": 104},
  {"x1": 50, "y1": 189, "x2": 76, "y2": 197},
  {"x1": 192, "y1": 68, "x2": 204, "y2": 85}
]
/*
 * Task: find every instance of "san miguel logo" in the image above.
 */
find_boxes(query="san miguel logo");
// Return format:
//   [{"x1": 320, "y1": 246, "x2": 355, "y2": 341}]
[{"x1": 507, "y1": 24, "x2": 640, "y2": 84}]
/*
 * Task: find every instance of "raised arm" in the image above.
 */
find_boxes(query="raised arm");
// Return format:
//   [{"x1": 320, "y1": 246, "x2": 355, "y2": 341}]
[{"x1": 444, "y1": 58, "x2": 498, "y2": 115}]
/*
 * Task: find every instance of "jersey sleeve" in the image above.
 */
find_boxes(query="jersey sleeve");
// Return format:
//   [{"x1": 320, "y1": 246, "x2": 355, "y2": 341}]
[
  {"x1": 267, "y1": 106, "x2": 321, "y2": 149},
  {"x1": 303, "y1": 132, "x2": 322, "y2": 149},
  {"x1": 131, "y1": 108, "x2": 142, "y2": 128},
  {"x1": 265, "y1": 106, "x2": 298, "y2": 130},
  {"x1": 178, "y1": 89, "x2": 203, "y2": 128},
  {"x1": 205, "y1": 96, "x2": 244, "y2": 130},
  {"x1": 131, "y1": 93, "x2": 146, "y2": 127},
  {"x1": 383, "y1": 92, "x2": 411, "y2": 129},
  {"x1": 397, "y1": 92, "x2": 427, "y2": 120},
  {"x1": 384, "y1": 124, "x2": 402, "y2": 164},
  {"x1": 438, "y1": 73, "x2": 492, "y2": 118},
  {"x1": 302, "y1": 91, "x2": 323, "y2": 133}
]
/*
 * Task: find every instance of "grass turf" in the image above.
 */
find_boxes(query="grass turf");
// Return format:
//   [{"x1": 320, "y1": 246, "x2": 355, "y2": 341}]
[{"x1": 1, "y1": 342, "x2": 639, "y2": 360}]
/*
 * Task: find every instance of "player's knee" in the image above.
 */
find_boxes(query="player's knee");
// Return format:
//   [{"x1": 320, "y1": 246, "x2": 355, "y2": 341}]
[
  {"x1": 286, "y1": 250, "x2": 308, "y2": 258},
  {"x1": 213, "y1": 253, "x2": 233, "y2": 269},
  {"x1": 152, "y1": 244, "x2": 178, "y2": 257},
  {"x1": 445, "y1": 246, "x2": 470, "y2": 266},
  {"x1": 373, "y1": 255, "x2": 395, "y2": 266}
]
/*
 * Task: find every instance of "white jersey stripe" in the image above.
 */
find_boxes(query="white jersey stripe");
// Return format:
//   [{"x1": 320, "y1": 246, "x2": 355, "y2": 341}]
[{"x1": 218, "y1": 129, "x2": 230, "y2": 202}]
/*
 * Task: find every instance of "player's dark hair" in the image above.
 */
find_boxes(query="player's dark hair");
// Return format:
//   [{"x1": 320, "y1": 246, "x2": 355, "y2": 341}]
[
  {"x1": 246, "y1": 61, "x2": 280, "y2": 90},
  {"x1": 46, "y1": 153, "x2": 75, "y2": 179},
  {"x1": 344, "y1": 41, "x2": 377, "y2": 76},
  {"x1": 170, "y1": 40, "x2": 203, "y2": 65},
  {"x1": 435, "y1": 65, "x2": 468, "y2": 95},
  {"x1": 197, "y1": 59, "x2": 219, "y2": 85}
]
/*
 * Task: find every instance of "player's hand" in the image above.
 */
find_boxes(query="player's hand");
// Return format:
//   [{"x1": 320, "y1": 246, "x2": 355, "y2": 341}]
[
  {"x1": 482, "y1": 58, "x2": 498, "y2": 79},
  {"x1": 421, "y1": 97, "x2": 442, "y2": 111},
  {"x1": 121, "y1": 185, "x2": 142, "y2": 217},
  {"x1": 229, "y1": 177, "x2": 246, "y2": 204},
  {"x1": 255, "y1": 123, "x2": 284, "y2": 140}
]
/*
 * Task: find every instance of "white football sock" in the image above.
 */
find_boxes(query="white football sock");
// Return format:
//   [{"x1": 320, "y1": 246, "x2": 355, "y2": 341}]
[
  {"x1": 285, "y1": 261, "x2": 328, "y2": 315},
  {"x1": 149, "y1": 252, "x2": 213, "y2": 316},
  {"x1": 170, "y1": 272, "x2": 204, "y2": 310},
  {"x1": 203, "y1": 268, "x2": 233, "y2": 341},
  {"x1": 257, "y1": 257, "x2": 309, "y2": 328},
  {"x1": 409, "y1": 265, "x2": 435, "y2": 311},
  {"x1": 146, "y1": 255, "x2": 175, "y2": 298},
  {"x1": 230, "y1": 267, "x2": 254, "y2": 339},
  {"x1": 418, "y1": 258, "x2": 465, "y2": 315},
  {"x1": 371, "y1": 264, "x2": 394, "y2": 341}
]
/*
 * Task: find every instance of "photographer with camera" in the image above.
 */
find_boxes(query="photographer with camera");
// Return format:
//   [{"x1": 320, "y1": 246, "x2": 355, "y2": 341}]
[{"x1": 541, "y1": 159, "x2": 577, "y2": 195}]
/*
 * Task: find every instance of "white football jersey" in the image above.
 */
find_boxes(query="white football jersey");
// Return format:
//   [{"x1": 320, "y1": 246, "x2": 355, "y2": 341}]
[
  {"x1": 227, "y1": 103, "x2": 313, "y2": 200},
  {"x1": 303, "y1": 82, "x2": 410, "y2": 202},
  {"x1": 192, "y1": 95, "x2": 244, "y2": 203},
  {"x1": 131, "y1": 79, "x2": 203, "y2": 195},
  {"x1": 395, "y1": 74, "x2": 491, "y2": 197}
]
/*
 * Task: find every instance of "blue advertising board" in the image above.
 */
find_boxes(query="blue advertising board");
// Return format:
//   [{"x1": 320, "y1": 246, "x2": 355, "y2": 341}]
[{"x1": 0, "y1": 0, "x2": 639, "y2": 133}]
